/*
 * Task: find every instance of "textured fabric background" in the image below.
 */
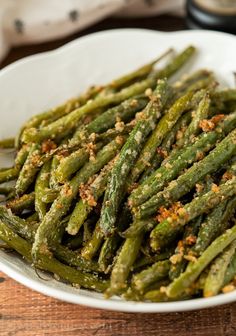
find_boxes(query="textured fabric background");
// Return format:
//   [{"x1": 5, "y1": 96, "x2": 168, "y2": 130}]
[{"x1": 0, "y1": 0, "x2": 184, "y2": 61}]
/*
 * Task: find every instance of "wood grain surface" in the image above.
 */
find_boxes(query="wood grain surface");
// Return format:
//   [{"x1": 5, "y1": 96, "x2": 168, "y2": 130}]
[
  {"x1": 1, "y1": 14, "x2": 236, "y2": 336},
  {"x1": 0, "y1": 273, "x2": 236, "y2": 336},
  {"x1": 1, "y1": 272, "x2": 236, "y2": 336}
]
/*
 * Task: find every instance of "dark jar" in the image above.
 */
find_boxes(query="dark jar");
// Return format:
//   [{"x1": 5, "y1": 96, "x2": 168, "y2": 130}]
[{"x1": 186, "y1": 0, "x2": 236, "y2": 33}]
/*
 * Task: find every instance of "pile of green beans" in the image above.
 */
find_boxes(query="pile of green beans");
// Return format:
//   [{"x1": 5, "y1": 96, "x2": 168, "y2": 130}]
[{"x1": 1, "y1": 45, "x2": 236, "y2": 302}]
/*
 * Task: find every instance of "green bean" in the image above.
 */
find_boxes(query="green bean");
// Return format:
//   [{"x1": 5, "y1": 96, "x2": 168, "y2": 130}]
[
  {"x1": 132, "y1": 260, "x2": 170, "y2": 294},
  {"x1": 55, "y1": 149, "x2": 88, "y2": 184},
  {"x1": 129, "y1": 111, "x2": 236, "y2": 208},
  {"x1": 49, "y1": 155, "x2": 61, "y2": 189},
  {"x1": 22, "y1": 89, "x2": 151, "y2": 144},
  {"x1": 194, "y1": 196, "x2": 236, "y2": 255},
  {"x1": 128, "y1": 90, "x2": 194, "y2": 185},
  {"x1": 32, "y1": 137, "x2": 125, "y2": 260},
  {"x1": 166, "y1": 224, "x2": 236, "y2": 298},
  {"x1": 144, "y1": 288, "x2": 191, "y2": 302},
  {"x1": 0, "y1": 220, "x2": 108, "y2": 291},
  {"x1": 109, "y1": 48, "x2": 174, "y2": 90},
  {"x1": 15, "y1": 143, "x2": 62, "y2": 195},
  {"x1": 193, "y1": 160, "x2": 236, "y2": 254},
  {"x1": 55, "y1": 142, "x2": 104, "y2": 184},
  {"x1": 213, "y1": 89, "x2": 236, "y2": 105},
  {"x1": 96, "y1": 122, "x2": 135, "y2": 143},
  {"x1": 0, "y1": 205, "x2": 37, "y2": 242},
  {"x1": 99, "y1": 79, "x2": 170, "y2": 237},
  {"x1": 139, "y1": 111, "x2": 192, "y2": 182},
  {"x1": 66, "y1": 159, "x2": 114, "y2": 235},
  {"x1": 0, "y1": 168, "x2": 10, "y2": 172},
  {"x1": 155, "y1": 46, "x2": 196, "y2": 79},
  {"x1": 0, "y1": 186, "x2": 14, "y2": 195},
  {"x1": 133, "y1": 249, "x2": 174, "y2": 270},
  {"x1": 160, "y1": 111, "x2": 192, "y2": 151},
  {"x1": 0, "y1": 207, "x2": 100, "y2": 272},
  {"x1": 41, "y1": 189, "x2": 59, "y2": 203},
  {"x1": 6, "y1": 192, "x2": 35, "y2": 214},
  {"x1": 176, "y1": 91, "x2": 211, "y2": 148},
  {"x1": 4, "y1": 46, "x2": 236, "y2": 302},
  {"x1": 172, "y1": 69, "x2": 213, "y2": 96},
  {"x1": 150, "y1": 177, "x2": 236, "y2": 251},
  {"x1": 0, "y1": 167, "x2": 20, "y2": 184},
  {"x1": 137, "y1": 127, "x2": 236, "y2": 219},
  {"x1": 223, "y1": 249, "x2": 236, "y2": 287},
  {"x1": 15, "y1": 85, "x2": 100, "y2": 148},
  {"x1": 70, "y1": 95, "x2": 149, "y2": 145},
  {"x1": 52, "y1": 244, "x2": 100, "y2": 273},
  {"x1": 83, "y1": 218, "x2": 95, "y2": 243},
  {"x1": 0, "y1": 137, "x2": 15, "y2": 149},
  {"x1": 15, "y1": 144, "x2": 42, "y2": 195},
  {"x1": 80, "y1": 221, "x2": 104, "y2": 260},
  {"x1": 21, "y1": 46, "x2": 196, "y2": 144},
  {"x1": 139, "y1": 155, "x2": 163, "y2": 183},
  {"x1": 35, "y1": 161, "x2": 51, "y2": 220},
  {"x1": 15, "y1": 144, "x2": 30, "y2": 167},
  {"x1": 98, "y1": 205, "x2": 132, "y2": 272},
  {"x1": 25, "y1": 212, "x2": 39, "y2": 223},
  {"x1": 204, "y1": 240, "x2": 236, "y2": 297},
  {"x1": 124, "y1": 218, "x2": 157, "y2": 237},
  {"x1": 64, "y1": 233, "x2": 83, "y2": 250},
  {"x1": 169, "y1": 215, "x2": 203, "y2": 281},
  {"x1": 106, "y1": 234, "x2": 144, "y2": 297}
]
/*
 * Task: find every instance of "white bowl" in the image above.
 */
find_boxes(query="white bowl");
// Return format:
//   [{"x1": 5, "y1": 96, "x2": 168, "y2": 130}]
[{"x1": 1, "y1": 28, "x2": 236, "y2": 312}]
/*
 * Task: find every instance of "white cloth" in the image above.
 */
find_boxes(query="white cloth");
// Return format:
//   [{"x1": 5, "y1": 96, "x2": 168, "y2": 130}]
[{"x1": 0, "y1": 0, "x2": 184, "y2": 62}]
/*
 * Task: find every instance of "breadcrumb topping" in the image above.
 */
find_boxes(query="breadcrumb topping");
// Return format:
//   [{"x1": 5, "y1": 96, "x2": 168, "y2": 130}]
[
  {"x1": 222, "y1": 171, "x2": 234, "y2": 181},
  {"x1": 41, "y1": 139, "x2": 57, "y2": 153},
  {"x1": 115, "y1": 121, "x2": 125, "y2": 132},
  {"x1": 199, "y1": 114, "x2": 224, "y2": 132},
  {"x1": 157, "y1": 147, "x2": 168, "y2": 159},
  {"x1": 195, "y1": 183, "x2": 204, "y2": 194},
  {"x1": 115, "y1": 136, "x2": 124, "y2": 145},
  {"x1": 156, "y1": 202, "x2": 184, "y2": 223},
  {"x1": 211, "y1": 183, "x2": 220, "y2": 193},
  {"x1": 185, "y1": 235, "x2": 197, "y2": 245},
  {"x1": 222, "y1": 284, "x2": 235, "y2": 294}
]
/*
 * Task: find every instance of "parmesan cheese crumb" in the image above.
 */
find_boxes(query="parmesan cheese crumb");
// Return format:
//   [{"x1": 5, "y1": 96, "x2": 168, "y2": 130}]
[
  {"x1": 165, "y1": 162, "x2": 172, "y2": 169},
  {"x1": 134, "y1": 131, "x2": 142, "y2": 144},
  {"x1": 145, "y1": 88, "x2": 153, "y2": 97},
  {"x1": 115, "y1": 121, "x2": 125, "y2": 132},
  {"x1": 170, "y1": 253, "x2": 182, "y2": 265}
]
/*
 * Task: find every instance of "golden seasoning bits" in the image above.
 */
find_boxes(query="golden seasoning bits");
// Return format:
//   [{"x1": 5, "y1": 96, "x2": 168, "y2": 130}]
[
  {"x1": 130, "y1": 99, "x2": 138, "y2": 107},
  {"x1": 211, "y1": 183, "x2": 220, "y2": 193},
  {"x1": 115, "y1": 121, "x2": 125, "y2": 132},
  {"x1": 222, "y1": 284, "x2": 235, "y2": 294},
  {"x1": 41, "y1": 139, "x2": 57, "y2": 153}
]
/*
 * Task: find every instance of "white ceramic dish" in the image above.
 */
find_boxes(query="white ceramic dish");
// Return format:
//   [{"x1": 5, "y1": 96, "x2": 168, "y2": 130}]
[{"x1": 0, "y1": 28, "x2": 236, "y2": 313}]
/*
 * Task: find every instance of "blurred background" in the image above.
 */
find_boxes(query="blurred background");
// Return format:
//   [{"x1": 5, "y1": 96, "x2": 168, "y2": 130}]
[{"x1": 0, "y1": 0, "x2": 235, "y2": 68}]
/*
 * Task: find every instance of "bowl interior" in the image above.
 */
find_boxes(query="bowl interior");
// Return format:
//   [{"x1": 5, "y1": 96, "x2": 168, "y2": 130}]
[{"x1": 1, "y1": 28, "x2": 236, "y2": 312}]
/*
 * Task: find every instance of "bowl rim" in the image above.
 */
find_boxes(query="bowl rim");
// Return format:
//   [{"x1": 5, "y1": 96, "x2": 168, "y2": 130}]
[{"x1": 1, "y1": 28, "x2": 236, "y2": 312}]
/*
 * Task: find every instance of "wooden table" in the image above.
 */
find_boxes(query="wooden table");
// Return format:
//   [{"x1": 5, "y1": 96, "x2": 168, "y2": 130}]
[{"x1": 1, "y1": 14, "x2": 236, "y2": 336}]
